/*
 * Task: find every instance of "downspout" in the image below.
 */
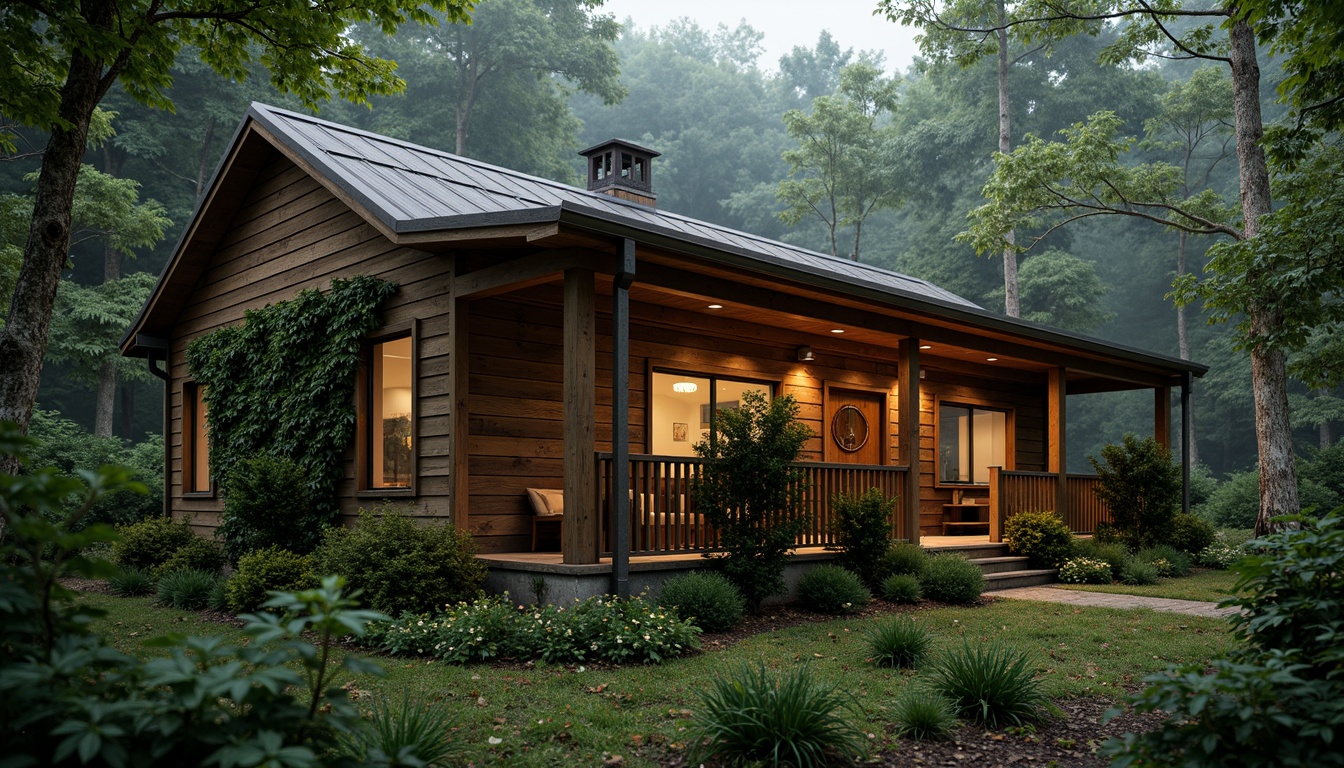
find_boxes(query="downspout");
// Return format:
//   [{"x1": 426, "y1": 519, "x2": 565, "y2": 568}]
[
  {"x1": 611, "y1": 239, "x2": 635, "y2": 599},
  {"x1": 1181, "y1": 371, "x2": 1192, "y2": 515},
  {"x1": 138, "y1": 334, "x2": 171, "y2": 517}
]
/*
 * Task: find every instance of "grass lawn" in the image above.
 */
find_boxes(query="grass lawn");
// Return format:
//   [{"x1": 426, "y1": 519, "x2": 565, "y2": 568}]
[
  {"x1": 1054, "y1": 568, "x2": 1240, "y2": 603},
  {"x1": 76, "y1": 591, "x2": 1237, "y2": 767}
]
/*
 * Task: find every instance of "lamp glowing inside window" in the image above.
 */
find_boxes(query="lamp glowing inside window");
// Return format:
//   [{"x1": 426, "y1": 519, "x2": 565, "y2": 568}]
[
  {"x1": 370, "y1": 336, "x2": 413, "y2": 488},
  {"x1": 672, "y1": 381, "x2": 698, "y2": 393}
]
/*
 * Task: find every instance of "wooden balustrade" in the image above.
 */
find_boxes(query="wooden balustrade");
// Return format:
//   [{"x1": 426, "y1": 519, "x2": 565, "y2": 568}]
[
  {"x1": 1065, "y1": 474, "x2": 1108, "y2": 534},
  {"x1": 988, "y1": 467, "x2": 1111, "y2": 541},
  {"x1": 597, "y1": 453, "x2": 908, "y2": 556}
]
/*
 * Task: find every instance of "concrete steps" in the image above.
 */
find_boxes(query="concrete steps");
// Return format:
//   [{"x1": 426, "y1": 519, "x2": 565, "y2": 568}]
[{"x1": 930, "y1": 541, "x2": 1058, "y2": 589}]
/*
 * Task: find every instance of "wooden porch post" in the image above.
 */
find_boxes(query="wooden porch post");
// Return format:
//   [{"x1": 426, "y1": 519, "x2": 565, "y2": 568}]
[
  {"x1": 1154, "y1": 385, "x2": 1172, "y2": 450},
  {"x1": 448, "y1": 278, "x2": 470, "y2": 530},
  {"x1": 988, "y1": 465, "x2": 1002, "y2": 542},
  {"x1": 563, "y1": 268, "x2": 597, "y2": 564},
  {"x1": 897, "y1": 339, "x2": 921, "y2": 544},
  {"x1": 1048, "y1": 368, "x2": 1068, "y2": 524},
  {"x1": 610, "y1": 241, "x2": 635, "y2": 597},
  {"x1": 1181, "y1": 372, "x2": 1192, "y2": 514}
]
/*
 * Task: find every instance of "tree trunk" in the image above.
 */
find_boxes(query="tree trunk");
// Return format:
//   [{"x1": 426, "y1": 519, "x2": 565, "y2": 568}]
[
  {"x1": 121, "y1": 382, "x2": 134, "y2": 440},
  {"x1": 1228, "y1": 19, "x2": 1297, "y2": 535},
  {"x1": 996, "y1": 6, "x2": 1019, "y2": 317},
  {"x1": 94, "y1": 359, "x2": 117, "y2": 438},
  {"x1": 1175, "y1": 230, "x2": 1198, "y2": 465},
  {"x1": 195, "y1": 116, "x2": 215, "y2": 200}
]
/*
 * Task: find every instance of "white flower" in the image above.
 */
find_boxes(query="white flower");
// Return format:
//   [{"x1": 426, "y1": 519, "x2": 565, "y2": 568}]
[{"x1": 488, "y1": 736, "x2": 502, "y2": 745}]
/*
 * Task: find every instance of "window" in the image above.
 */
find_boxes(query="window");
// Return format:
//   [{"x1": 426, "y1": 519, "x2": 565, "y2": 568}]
[
  {"x1": 938, "y1": 403, "x2": 1007, "y2": 484},
  {"x1": 650, "y1": 371, "x2": 772, "y2": 457},
  {"x1": 185, "y1": 383, "x2": 210, "y2": 494},
  {"x1": 367, "y1": 335, "x2": 414, "y2": 489}
]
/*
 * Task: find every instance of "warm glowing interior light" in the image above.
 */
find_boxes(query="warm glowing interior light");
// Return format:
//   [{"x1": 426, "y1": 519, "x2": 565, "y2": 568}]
[
  {"x1": 986, "y1": 357, "x2": 998, "y2": 362},
  {"x1": 830, "y1": 328, "x2": 845, "y2": 334},
  {"x1": 672, "y1": 381, "x2": 698, "y2": 393},
  {"x1": 707, "y1": 304, "x2": 723, "y2": 309},
  {"x1": 919, "y1": 345, "x2": 932, "y2": 350}
]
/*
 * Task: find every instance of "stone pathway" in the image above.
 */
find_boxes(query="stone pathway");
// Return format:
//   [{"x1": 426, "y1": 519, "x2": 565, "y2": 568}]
[{"x1": 984, "y1": 585, "x2": 1239, "y2": 619}]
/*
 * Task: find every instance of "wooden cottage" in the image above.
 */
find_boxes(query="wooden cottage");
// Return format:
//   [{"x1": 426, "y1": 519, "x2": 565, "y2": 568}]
[{"x1": 121, "y1": 104, "x2": 1206, "y2": 597}]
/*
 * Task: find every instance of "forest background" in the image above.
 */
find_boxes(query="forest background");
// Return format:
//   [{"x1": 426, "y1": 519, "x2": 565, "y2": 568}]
[{"x1": 1, "y1": 0, "x2": 1337, "y2": 493}]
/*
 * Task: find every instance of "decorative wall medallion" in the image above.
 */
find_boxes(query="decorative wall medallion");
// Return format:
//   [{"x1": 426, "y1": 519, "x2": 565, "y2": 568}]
[{"x1": 831, "y1": 405, "x2": 869, "y2": 453}]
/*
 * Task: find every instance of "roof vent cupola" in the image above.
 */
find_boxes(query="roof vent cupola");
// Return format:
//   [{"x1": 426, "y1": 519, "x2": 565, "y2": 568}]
[{"x1": 578, "y1": 138, "x2": 659, "y2": 207}]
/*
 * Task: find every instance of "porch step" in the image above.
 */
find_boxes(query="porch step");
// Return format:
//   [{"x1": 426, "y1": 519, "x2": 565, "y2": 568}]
[
  {"x1": 971, "y1": 555, "x2": 1032, "y2": 575},
  {"x1": 929, "y1": 542, "x2": 1010, "y2": 560},
  {"x1": 983, "y1": 568, "x2": 1058, "y2": 590}
]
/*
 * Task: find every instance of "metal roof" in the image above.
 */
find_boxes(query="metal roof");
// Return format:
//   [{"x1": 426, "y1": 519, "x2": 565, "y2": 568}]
[{"x1": 247, "y1": 103, "x2": 982, "y2": 311}]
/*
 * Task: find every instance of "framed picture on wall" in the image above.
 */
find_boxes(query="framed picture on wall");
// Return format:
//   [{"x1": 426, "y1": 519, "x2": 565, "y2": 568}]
[{"x1": 672, "y1": 422, "x2": 688, "y2": 442}]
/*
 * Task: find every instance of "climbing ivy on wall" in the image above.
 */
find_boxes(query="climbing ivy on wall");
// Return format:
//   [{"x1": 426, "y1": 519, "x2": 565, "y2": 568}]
[{"x1": 186, "y1": 276, "x2": 398, "y2": 520}]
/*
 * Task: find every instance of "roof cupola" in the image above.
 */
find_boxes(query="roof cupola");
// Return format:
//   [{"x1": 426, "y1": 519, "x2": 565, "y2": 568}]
[{"x1": 578, "y1": 138, "x2": 659, "y2": 207}]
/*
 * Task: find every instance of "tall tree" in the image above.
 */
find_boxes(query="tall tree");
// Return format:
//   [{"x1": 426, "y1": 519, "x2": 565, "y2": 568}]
[
  {"x1": 1016, "y1": 248, "x2": 1111, "y2": 332},
  {"x1": 777, "y1": 63, "x2": 903, "y2": 260},
  {"x1": 0, "y1": 0, "x2": 475, "y2": 482}
]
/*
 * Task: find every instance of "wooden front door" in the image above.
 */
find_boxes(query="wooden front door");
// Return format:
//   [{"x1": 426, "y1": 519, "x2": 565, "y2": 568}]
[{"x1": 826, "y1": 388, "x2": 886, "y2": 465}]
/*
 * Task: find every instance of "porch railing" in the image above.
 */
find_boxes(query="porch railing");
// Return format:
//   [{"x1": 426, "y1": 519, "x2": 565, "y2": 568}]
[
  {"x1": 988, "y1": 467, "x2": 1110, "y2": 540},
  {"x1": 596, "y1": 453, "x2": 909, "y2": 556}
]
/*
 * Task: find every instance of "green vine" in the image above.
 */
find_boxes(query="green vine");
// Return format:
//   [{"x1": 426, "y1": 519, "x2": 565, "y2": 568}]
[{"x1": 186, "y1": 276, "x2": 398, "y2": 520}]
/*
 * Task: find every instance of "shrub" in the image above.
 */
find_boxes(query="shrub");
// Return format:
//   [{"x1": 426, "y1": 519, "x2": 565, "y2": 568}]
[
  {"x1": 218, "y1": 453, "x2": 325, "y2": 563},
  {"x1": 1057, "y1": 557, "x2": 1113, "y2": 584},
  {"x1": 1092, "y1": 520, "x2": 1122, "y2": 544},
  {"x1": 919, "y1": 554, "x2": 984, "y2": 605},
  {"x1": 830, "y1": 488, "x2": 897, "y2": 587},
  {"x1": 865, "y1": 617, "x2": 932, "y2": 668},
  {"x1": 113, "y1": 516, "x2": 195, "y2": 571},
  {"x1": 795, "y1": 564, "x2": 871, "y2": 614},
  {"x1": 156, "y1": 569, "x2": 221, "y2": 610},
  {"x1": 312, "y1": 507, "x2": 486, "y2": 616},
  {"x1": 1091, "y1": 435, "x2": 1181, "y2": 549},
  {"x1": 371, "y1": 594, "x2": 700, "y2": 665},
  {"x1": 341, "y1": 692, "x2": 463, "y2": 767},
  {"x1": 108, "y1": 566, "x2": 156, "y2": 597},
  {"x1": 688, "y1": 663, "x2": 868, "y2": 768},
  {"x1": 1075, "y1": 538, "x2": 1129, "y2": 580},
  {"x1": 880, "y1": 542, "x2": 928, "y2": 577},
  {"x1": 1119, "y1": 557, "x2": 1159, "y2": 586},
  {"x1": 207, "y1": 577, "x2": 229, "y2": 612},
  {"x1": 1003, "y1": 509, "x2": 1075, "y2": 568},
  {"x1": 924, "y1": 641, "x2": 1051, "y2": 728},
  {"x1": 1199, "y1": 468, "x2": 1341, "y2": 529},
  {"x1": 891, "y1": 692, "x2": 959, "y2": 741},
  {"x1": 157, "y1": 535, "x2": 226, "y2": 576},
  {"x1": 1135, "y1": 545, "x2": 1192, "y2": 578},
  {"x1": 1196, "y1": 529, "x2": 1252, "y2": 570},
  {"x1": 880, "y1": 573, "x2": 923, "y2": 604},
  {"x1": 1102, "y1": 508, "x2": 1344, "y2": 767},
  {"x1": 225, "y1": 546, "x2": 315, "y2": 613},
  {"x1": 1167, "y1": 512, "x2": 1216, "y2": 555},
  {"x1": 659, "y1": 571, "x2": 745, "y2": 632},
  {"x1": 693, "y1": 391, "x2": 813, "y2": 611}
]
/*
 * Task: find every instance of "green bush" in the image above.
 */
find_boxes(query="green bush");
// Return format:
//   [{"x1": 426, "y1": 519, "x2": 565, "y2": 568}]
[
  {"x1": 865, "y1": 617, "x2": 932, "y2": 668},
  {"x1": 311, "y1": 507, "x2": 486, "y2": 616},
  {"x1": 1135, "y1": 545, "x2": 1192, "y2": 577},
  {"x1": 924, "y1": 641, "x2": 1051, "y2": 729},
  {"x1": 1167, "y1": 512, "x2": 1216, "y2": 554},
  {"x1": 1003, "y1": 509, "x2": 1075, "y2": 568},
  {"x1": 1119, "y1": 557, "x2": 1159, "y2": 586},
  {"x1": 1057, "y1": 557, "x2": 1113, "y2": 584},
  {"x1": 1091, "y1": 520, "x2": 1122, "y2": 544},
  {"x1": 880, "y1": 542, "x2": 928, "y2": 577},
  {"x1": 1196, "y1": 529, "x2": 1252, "y2": 570},
  {"x1": 891, "y1": 692, "x2": 959, "y2": 741},
  {"x1": 688, "y1": 663, "x2": 868, "y2": 768},
  {"x1": 157, "y1": 535, "x2": 226, "y2": 576},
  {"x1": 218, "y1": 453, "x2": 325, "y2": 563},
  {"x1": 108, "y1": 566, "x2": 156, "y2": 597},
  {"x1": 659, "y1": 571, "x2": 745, "y2": 632},
  {"x1": 1300, "y1": 442, "x2": 1344, "y2": 499},
  {"x1": 830, "y1": 488, "x2": 897, "y2": 587},
  {"x1": 693, "y1": 391, "x2": 813, "y2": 611},
  {"x1": 371, "y1": 594, "x2": 699, "y2": 665},
  {"x1": 340, "y1": 692, "x2": 463, "y2": 767},
  {"x1": 880, "y1": 573, "x2": 923, "y2": 604},
  {"x1": 1103, "y1": 509, "x2": 1344, "y2": 767},
  {"x1": 1075, "y1": 538, "x2": 1129, "y2": 580},
  {"x1": 1200, "y1": 468, "x2": 1341, "y2": 529},
  {"x1": 157, "y1": 569, "x2": 221, "y2": 610},
  {"x1": 207, "y1": 576, "x2": 229, "y2": 612},
  {"x1": 795, "y1": 564, "x2": 871, "y2": 614},
  {"x1": 919, "y1": 554, "x2": 984, "y2": 605},
  {"x1": 225, "y1": 546, "x2": 315, "y2": 613},
  {"x1": 113, "y1": 516, "x2": 195, "y2": 571},
  {"x1": 1091, "y1": 435, "x2": 1181, "y2": 549}
]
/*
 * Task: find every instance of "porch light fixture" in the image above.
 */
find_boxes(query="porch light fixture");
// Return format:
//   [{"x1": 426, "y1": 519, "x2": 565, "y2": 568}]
[
  {"x1": 672, "y1": 381, "x2": 698, "y2": 393},
  {"x1": 707, "y1": 303, "x2": 723, "y2": 309},
  {"x1": 796, "y1": 346, "x2": 816, "y2": 362},
  {"x1": 986, "y1": 357, "x2": 999, "y2": 362},
  {"x1": 919, "y1": 344, "x2": 932, "y2": 350},
  {"x1": 830, "y1": 328, "x2": 845, "y2": 334}
]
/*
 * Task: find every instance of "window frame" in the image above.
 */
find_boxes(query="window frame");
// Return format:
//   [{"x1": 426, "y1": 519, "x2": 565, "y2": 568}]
[
  {"x1": 647, "y1": 365, "x2": 777, "y2": 455},
  {"x1": 357, "y1": 322, "x2": 418, "y2": 497},
  {"x1": 183, "y1": 381, "x2": 214, "y2": 497},
  {"x1": 932, "y1": 394, "x2": 1015, "y2": 487}
]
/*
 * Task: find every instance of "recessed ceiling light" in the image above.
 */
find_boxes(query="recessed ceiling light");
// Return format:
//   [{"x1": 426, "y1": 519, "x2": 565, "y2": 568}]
[
  {"x1": 919, "y1": 345, "x2": 932, "y2": 350},
  {"x1": 830, "y1": 329, "x2": 845, "y2": 334},
  {"x1": 986, "y1": 357, "x2": 998, "y2": 362},
  {"x1": 707, "y1": 304, "x2": 723, "y2": 309}
]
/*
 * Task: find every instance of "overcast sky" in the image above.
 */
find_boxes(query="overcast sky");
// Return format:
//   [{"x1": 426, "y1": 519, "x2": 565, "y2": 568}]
[{"x1": 600, "y1": 0, "x2": 922, "y2": 75}]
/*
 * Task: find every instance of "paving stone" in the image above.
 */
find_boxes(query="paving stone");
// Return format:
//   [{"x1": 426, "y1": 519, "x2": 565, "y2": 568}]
[{"x1": 983, "y1": 585, "x2": 1239, "y2": 618}]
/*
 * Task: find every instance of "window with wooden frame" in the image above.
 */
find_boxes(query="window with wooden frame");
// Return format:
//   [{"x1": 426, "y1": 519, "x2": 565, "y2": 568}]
[
  {"x1": 364, "y1": 333, "x2": 415, "y2": 491},
  {"x1": 649, "y1": 370, "x2": 773, "y2": 457},
  {"x1": 937, "y1": 401, "x2": 1009, "y2": 484},
  {"x1": 184, "y1": 382, "x2": 212, "y2": 495}
]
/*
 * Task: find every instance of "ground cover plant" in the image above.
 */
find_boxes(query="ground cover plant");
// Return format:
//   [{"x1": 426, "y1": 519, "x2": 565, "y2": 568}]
[
  {"x1": 1056, "y1": 568, "x2": 1238, "y2": 602},
  {"x1": 923, "y1": 640, "x2": 1052, "y2": 728}
]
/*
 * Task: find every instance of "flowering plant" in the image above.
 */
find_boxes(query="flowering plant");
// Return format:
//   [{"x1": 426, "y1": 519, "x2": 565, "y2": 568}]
[{"x1": 1057, "y1": 557, "x2": 1113, "y2": 584}]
